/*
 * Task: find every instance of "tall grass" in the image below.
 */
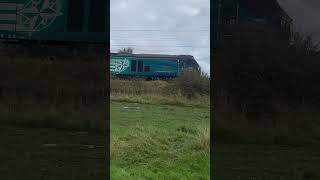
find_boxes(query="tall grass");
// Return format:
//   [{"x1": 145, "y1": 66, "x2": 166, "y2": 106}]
[
  {"x1": 0, "y1": 55, "x2": 107, "y2": 132},
  {"x1": 111, "y1": 79, "x2": 168, "y2": 95},
  {"x1": 213, "y1": 25, "x2": 320, "y2": 145},
  {"x1": 111, "y1": 71, "x2": 210, "y2": 106},
  {"x1": 195, "y1": 126, "x2": 210, "y2": 151}
]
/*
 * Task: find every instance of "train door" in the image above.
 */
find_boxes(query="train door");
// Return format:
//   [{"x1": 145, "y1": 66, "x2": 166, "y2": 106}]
[
  {"x1": 131, "y1": 60, "x2": 137, "y2": 72},
  {"x1": 138, "y1": 60, "x2": 143, "y2": 73}
]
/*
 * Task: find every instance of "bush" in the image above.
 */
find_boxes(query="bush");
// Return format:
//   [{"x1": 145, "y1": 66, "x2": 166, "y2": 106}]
[{"x1": 170, "y1": 70, "x2": 210, "y2": 98}]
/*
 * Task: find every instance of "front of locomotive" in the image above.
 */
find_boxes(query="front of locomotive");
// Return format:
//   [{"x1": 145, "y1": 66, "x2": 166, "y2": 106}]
[{"x1": 177, "y1": 55, "x2": 201, "y2": 75}]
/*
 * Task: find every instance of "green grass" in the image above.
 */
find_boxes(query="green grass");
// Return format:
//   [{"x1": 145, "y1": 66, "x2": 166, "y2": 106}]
[{"x1": 110, "y1": 101, "x2": 210, "y2": 180}]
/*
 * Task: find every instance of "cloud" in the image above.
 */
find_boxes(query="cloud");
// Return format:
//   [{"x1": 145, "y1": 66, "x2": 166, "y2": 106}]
[
  {"x1": 110, "y1": 0, "x2": 210, "y2": 74},
  {"x1": 178, "y1": 5, "x2": 200, "y2": 17},
  {"x1": 144, "y1": 12, "x2": 157, "y2": 21}
]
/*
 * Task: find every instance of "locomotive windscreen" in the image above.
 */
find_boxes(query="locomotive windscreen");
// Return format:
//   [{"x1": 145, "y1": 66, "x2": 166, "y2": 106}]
[{"x1": 89, "y1": 0, "x2": 106, "y2": 32}]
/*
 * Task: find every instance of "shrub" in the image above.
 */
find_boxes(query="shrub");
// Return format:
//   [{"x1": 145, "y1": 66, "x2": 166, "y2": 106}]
[{"x1": 169, "y1": 70, "x2": 210, "y2": 99}]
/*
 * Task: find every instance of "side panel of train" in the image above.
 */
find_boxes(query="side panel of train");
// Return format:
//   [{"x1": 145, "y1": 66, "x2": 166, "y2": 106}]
[
  {"x1": 0, "y1": 0, "x2": 107, "y2": 43},
  {"x1": 110, "y1": 56, "x2": 178, "y2": 78}
]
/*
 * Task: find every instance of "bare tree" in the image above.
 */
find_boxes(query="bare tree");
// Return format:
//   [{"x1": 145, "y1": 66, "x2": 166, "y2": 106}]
[{"x1": 118, "y1": 47, "x2": 133, "y2": 54}]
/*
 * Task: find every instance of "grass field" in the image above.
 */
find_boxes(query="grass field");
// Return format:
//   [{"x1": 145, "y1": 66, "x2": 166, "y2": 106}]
[
  {"x1": 0, "y1": 126, "x2": 107, "y2": 180},
  {"x1": 110, "y1": 101, "x2": 210, "y2": 180},
  {"x1": 109, "y1": 92, "x2": 318, "y2": 180}
]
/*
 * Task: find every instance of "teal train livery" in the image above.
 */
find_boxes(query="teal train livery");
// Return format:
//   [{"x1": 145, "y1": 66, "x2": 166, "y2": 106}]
[
  {"x1": 0, "y1": 0, "x2": 107, "y2": 43},
  {"x1": 110, "y1": 53, "x2": 200, "y2": 79}
]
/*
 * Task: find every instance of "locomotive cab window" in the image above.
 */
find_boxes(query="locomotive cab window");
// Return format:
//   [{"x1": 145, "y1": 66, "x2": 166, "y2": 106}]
[
  {"x1": 144, "y1": 66, "x2": 150, "y2": 72},
  {"x1": 131, "y1": 60, "x2": 137, "y2": 72},
  {"x1": 138, "y1": 60, "x2": 143, "y2": 72}
]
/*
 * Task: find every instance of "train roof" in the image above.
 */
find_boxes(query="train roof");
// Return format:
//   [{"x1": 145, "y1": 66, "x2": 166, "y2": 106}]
[{"x1": 110, "y1": 53, "x2": 192, "y2": 59}]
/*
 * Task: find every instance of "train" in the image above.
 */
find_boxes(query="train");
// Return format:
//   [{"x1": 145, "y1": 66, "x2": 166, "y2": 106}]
[
  {"x1": 0, "y1": 0, "x2": 108, "y2": 57},
  {"x1": 110, "y1": 53, "x2": 200, "y2": 79},
  {"x1": 0, "y1": 0, "x2": 107, "y2": 43}
]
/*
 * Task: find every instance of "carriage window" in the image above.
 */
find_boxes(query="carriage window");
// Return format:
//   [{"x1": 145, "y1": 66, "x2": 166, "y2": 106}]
[
  {"x1": 131, "y1": 60, "x2": 136, "y2": 72},
  {"x1": 144, "y1": 66, "x2": 150, "y2": 72},
  {"x1": 138, "y1": 60, "x2": 143, "y2": 72},
  {"x1": 67, "y1": 0, "x2": 84, "y2": 32},
  {"x1": 89, "y1": 0, "x2": 106, "y2": 32}
]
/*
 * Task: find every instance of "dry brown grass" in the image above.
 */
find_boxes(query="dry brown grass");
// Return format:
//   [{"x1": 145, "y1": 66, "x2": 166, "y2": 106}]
[
  {"x1": 196, "y1": 126, "x2": 210, "y2": 152},
  {"x1": 0, "y1": 56, "x2": 107, "y2": 131},
  {"x1": 111, "y1": 79, "x2": 210, "y2": 106},
  {"x1": 111, "y1": 70, "x2": 210, "y2": 106},
  {"x1": 111, "y1": 79, "x2": 169, "y2": 95}
]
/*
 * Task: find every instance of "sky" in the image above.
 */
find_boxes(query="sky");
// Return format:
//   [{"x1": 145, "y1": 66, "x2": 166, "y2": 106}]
[
  {"x1": 111, "y1": 0, "x2": 320, "y2": 75},
  {"x1": 110, "y1": 0, "x2": 210, "y2": 74}
]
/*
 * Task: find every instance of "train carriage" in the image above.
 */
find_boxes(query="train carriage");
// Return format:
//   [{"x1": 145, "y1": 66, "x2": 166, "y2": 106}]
[
  {"x1": 110, "y1": 53, "x2": 200, "y2": 79},
  {"x1": 0, "y1": 0, "x2": 108, "y2": 44}
]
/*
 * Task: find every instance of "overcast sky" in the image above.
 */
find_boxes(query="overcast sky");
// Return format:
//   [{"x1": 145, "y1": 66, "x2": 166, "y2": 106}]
[
  {"x1": 110, "y1": 0, "x2": 210, "y2": 74},
  {"x1": 111, "y1": 0, "x2": 320, "y2": 74}
]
